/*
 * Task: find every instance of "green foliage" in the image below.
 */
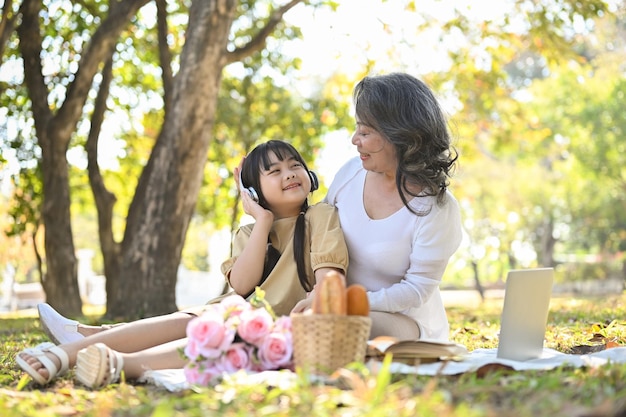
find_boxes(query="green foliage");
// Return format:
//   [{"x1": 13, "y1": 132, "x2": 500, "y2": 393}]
[
  {"x1": 439, "y1": 1, "x2": 626, "y2": 285},
  {"x1": 2, "y1": 0, "x2": 625, "y2": 295},
  {"x1": 524, "y1": 55, "x2": 626, "y2": 258}
]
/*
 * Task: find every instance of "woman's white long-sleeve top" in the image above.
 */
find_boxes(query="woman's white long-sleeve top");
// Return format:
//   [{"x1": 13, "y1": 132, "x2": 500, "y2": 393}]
[{"x1": 325, "y1": 157, "x2": 463, "y2": 340}]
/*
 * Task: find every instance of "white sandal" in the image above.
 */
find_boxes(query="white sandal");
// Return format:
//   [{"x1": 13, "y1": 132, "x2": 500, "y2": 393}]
[
  {"x1": 16, "y1": 342, "x2": 70, "y2": 385},
  {"x1": 75, "y1": 343, "x2": 124, "y2": 389}
]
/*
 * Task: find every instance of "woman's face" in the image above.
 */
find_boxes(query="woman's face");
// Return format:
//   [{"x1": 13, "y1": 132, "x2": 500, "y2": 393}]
[
  {"x1": 351, "y1": 120, "x2": 397, "y2": 174},
  {"x1": 258, "y1": 151, "x2": 311, "y2": 215}
]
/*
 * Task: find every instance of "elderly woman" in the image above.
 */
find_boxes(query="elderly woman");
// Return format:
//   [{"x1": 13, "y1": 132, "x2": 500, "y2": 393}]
[{"x1": 294, "y1": 72, "x2": 462, "y2": 341}]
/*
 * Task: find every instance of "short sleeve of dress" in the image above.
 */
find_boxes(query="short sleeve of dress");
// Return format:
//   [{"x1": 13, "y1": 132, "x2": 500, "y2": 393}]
[
  {"x1": 220, "y1": 225, "x2": 253, "y2": 286},
  {"x1": 307, "y1": 203, "x2": 349, "y2": 274}
]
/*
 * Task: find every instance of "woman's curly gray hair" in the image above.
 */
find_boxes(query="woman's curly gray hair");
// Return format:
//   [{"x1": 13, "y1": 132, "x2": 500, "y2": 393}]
[{"x1": 353, "y1": 72, "x2": 458, "y2": 214}]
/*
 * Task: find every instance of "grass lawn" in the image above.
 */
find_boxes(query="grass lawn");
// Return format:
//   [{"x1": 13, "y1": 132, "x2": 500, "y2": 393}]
[{"x1": 1, "y1": 292, "x2": 625, "y2": 417}]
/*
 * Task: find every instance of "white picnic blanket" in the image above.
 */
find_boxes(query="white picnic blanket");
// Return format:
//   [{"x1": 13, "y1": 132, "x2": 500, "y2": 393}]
[{"x1": 140, "y1": 347, "x2": 626, "y2": 392}]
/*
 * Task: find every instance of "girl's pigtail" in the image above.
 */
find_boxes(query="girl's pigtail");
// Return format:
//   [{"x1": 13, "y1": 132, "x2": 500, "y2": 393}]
[{"x1": 293, "y1": 202, "x2": 313, "y2": 292}]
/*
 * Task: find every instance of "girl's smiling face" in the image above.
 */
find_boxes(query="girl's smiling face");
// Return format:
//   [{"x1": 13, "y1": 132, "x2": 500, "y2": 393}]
[{"x1": 258, "y1": 151, "x2": 312, "y2": 218}]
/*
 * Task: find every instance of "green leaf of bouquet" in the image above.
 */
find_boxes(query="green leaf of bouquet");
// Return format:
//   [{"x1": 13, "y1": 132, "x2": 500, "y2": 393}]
[{"x1": 251, "y1": 287, "x2": 276, "y2": 319}]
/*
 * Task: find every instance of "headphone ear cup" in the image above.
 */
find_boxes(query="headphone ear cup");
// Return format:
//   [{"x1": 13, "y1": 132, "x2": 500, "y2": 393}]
[
  {"x1": 309, "y1": 171, "x2": 319, "y2": 192},
  {"x1": 246, "y1": 187, "x2": 259, "y2": 203},
  {"x1": 239, "y1": 169, "x2": 259, "y2": 203}
]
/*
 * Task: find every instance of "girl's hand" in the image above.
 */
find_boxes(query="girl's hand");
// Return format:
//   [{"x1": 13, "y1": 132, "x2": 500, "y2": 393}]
[
  {"x1": 235, "y1": 159, "x2": 273, "y2": 223},
  {"x1": 240, "y1": 186, "x2": 270, "y2": 219},
  {"x1": 234, "y1": 162, "x2": 243, "y2": 194}
]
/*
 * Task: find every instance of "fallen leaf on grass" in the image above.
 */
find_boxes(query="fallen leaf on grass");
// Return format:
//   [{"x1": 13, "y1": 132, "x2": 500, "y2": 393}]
[
  {"x1": 567, "y1": 344, "x2": 607, "y2": 355},
  {"x1": 568, "y1": 336, "x2": 623, "y2": 355},
  {"x1": 474, "y1": 363, "x2": 514, "y2": 378},
  {"x1": 15, "y1": 374, "x2": 31, "y2": 391},
  {"x1": 605, "y1": 340, "x2": 622, "y2": 349}
]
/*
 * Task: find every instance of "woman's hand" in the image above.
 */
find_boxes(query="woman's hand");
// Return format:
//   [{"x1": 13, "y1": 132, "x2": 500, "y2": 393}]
[{"x1": 291, "y1": 290, "x2": 315, "y2": 313}]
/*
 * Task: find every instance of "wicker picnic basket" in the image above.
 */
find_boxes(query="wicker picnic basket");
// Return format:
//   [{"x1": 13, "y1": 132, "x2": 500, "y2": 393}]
[{"x1": 290, "y1": 313, "x2": 372, "y2": 374}]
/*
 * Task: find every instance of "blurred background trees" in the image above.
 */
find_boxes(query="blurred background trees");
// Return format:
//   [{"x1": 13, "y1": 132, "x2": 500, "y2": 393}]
[{"x1": 1, "y1": 0, "x2": 624, "y2": 319}]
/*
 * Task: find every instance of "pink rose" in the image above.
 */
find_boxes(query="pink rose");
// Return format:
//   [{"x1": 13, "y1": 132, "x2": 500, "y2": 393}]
[
  {"x1": 184, "y1": 338, "x2": 201, "y2": 361},
  {"x1": 219, "y1": 342, "x2": 253, "y2": 372},
  {"x1": 274, "y1": 316, "x2": 292, "y2": 334},
  {"x1": 184, "y1": 363, "x2": 219, "y2": 386},
  {"x1": 186, "y1": 309, "x2": 235, "y2": 359},
  {"x1": 183, "y1": 293, "x2": 296, "y2": 386},
  {"x1": 257, "y1": 331, "x2": 293, "y2": 370},
  {"x1": 220, "y1": 294, "x2": 250, "y2": 313},
  {"x1": 238, "y1": 308, "x2": 274, "y2": 346},
  {"x1": 221, "y1": 295, "x2": 252, "y2": 327}
]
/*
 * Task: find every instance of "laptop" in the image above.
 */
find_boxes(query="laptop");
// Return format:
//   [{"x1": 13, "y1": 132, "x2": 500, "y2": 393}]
[{"x1": 496, "y1": 268, "x2": 554, "y2": 361}]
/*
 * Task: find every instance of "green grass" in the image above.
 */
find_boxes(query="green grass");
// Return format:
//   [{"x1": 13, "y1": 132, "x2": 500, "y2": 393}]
[{"x1": 1, "y1": 293, "x2": 625, "y2": 417}]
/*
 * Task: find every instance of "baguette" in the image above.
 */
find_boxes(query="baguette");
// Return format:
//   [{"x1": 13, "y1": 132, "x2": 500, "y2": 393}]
[
  {"x1": 312, "y1": 271, "x2": 347, "y2": 315},
  {"x1": 346, "y1": 284, "x2": 370, "y2": 316}
]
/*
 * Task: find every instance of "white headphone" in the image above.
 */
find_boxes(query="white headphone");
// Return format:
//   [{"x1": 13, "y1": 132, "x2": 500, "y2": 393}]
[{"x1": 239, "y1": 170, "x2": 260, "y2": 203}]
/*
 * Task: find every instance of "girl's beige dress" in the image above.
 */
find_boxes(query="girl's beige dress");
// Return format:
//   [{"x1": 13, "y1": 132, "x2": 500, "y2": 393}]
[{"x1": 183, "y1": 202, "x2": 348, "y2": 317}]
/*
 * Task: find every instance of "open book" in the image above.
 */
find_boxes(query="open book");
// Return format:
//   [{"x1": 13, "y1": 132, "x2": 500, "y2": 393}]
[{"x1": 366, "y1": 336, "x2": 468, "y2": 364}]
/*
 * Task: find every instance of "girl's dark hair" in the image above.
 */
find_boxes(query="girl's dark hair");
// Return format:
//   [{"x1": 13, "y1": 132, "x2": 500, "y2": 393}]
[
  {"x1": 353, "y1": 72, "x2": 458, "y2": 215},
  {"x1": 240, "y1": 140, "x2": 315, "y2": 292}
]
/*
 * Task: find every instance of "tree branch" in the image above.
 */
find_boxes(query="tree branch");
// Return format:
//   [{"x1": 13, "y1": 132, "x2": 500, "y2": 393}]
[
  {"x1": 86, "y1": 52, "x2": 118, "y2": 256},
  {"x1": 17, "y1": 0, "x2": 53, "y2": 129},
  {"x1": 85, "y1": 50, "x2": 122, "y2": 293},
  {"x1": 53, "y1": 0, "x2": 151, "y2": 139},
  {"x1": 156, "y1": 0, "x2": 174, "y2": 113},
  {"x1": 0, "y1": 0, "x2": 17, "y2": 65},
  {"x1": 224, "y1": 0, "x2": 303, "y2": 65}
]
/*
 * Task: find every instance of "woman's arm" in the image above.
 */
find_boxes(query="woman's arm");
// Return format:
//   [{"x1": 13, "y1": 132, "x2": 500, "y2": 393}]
[{"x1": 367, "y1": 196, "x2": 462, "y2": 312}]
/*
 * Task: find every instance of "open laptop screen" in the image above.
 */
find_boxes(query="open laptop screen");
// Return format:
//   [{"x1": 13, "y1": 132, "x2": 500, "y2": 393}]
[{"x1": 496, "y1": 268, "x2": 554, "y2": 361}]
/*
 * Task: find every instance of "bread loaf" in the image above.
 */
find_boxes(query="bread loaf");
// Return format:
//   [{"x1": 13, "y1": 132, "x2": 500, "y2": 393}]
[
  {"x1": 312, "y1": 271, "x2": 347, "y2": 315},
  {"x1": 346, "y1": 284, "x2": 369, "y2": 316}
]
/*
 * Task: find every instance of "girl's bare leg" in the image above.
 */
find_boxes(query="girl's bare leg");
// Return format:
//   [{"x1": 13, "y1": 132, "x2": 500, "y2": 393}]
[
  {"x1": 120, "y1": 338, "x2": 189, "y2": 379},
  {"x1": 19, "y1": 312, "x2": 193, "y2": 381},
  {"x1": 78, "y1": 323, "x2": 124, "y2": 337}
]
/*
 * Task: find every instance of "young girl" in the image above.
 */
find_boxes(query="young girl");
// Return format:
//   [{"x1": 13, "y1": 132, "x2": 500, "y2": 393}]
[
  {"x1": 17, "y1": 140, "x2": 348, "y2": 388},
  {"x1": 223, "y1": 140, "x2": 348, "y2": 317}
]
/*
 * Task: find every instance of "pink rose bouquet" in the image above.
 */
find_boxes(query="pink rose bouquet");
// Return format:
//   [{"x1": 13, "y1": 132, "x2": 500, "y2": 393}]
[{"x1": 183, "y1": 288, "x2": 294, "y2": 385}]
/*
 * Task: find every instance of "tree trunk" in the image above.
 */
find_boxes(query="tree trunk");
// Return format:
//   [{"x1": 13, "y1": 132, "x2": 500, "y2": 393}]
[
  {"x1": 108, "y1": 0, "x2": 239, "y2": 319},
  {"x1": 86, "y1": 54, "x2": 122, "y2": 312},
  {"x1": 539, "y1": 216, "x2": 557, "y2": 268},
  {"x1": 39, "y1": 129, "x2": 83, "y2": 315},
  {"x1": 17, "y1": 0, "x2": 81, "y2": 315},
  {"x1": 16, "y1": 0, "x2": 150, "y2": 315},
  {"x1": 471, "y1": 260, "x2": 485, "y2": 301}
]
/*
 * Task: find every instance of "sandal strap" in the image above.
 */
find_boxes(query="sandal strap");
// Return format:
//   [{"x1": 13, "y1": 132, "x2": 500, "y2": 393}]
[
  {"x1": 76, "y1": 343, "x2": 124, "y2": 388},
  {"x1": 21, "y1": 347, "x2": 57, "y2": 383},
  {"x1": 19, "y1": 342, "x2": 66, "y2": 384},
  {"x1": 46, "y1": 345, "x2": 70, "y2": 374},
  {"x1": 109, "y1": 349, "x2": 124, "y2": 383}
]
